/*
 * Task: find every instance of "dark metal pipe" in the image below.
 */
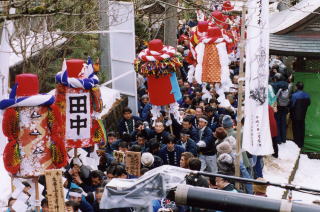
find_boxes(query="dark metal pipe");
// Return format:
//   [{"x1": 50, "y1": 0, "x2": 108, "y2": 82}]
[
  {"x1": 193, "y1": 171, "x2": 320, "y2": 194},
  {"x1": 174, "y1": 185, "x2": 320, "y2": 212}
]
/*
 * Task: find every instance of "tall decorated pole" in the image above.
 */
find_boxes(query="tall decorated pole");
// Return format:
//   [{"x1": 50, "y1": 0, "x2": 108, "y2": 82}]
[
  {"x1": 242, "y1": 0, "x2": 273, "y2": 155},
  {"x1": 55, "y1": 59, "x2": 106, "y2": 157},
  {"x1": 134, "y1": 39, "x2": 183, "y2": 127},
  {"x1": 0, "y1": 74, "x2": 68, "y2": 212}
]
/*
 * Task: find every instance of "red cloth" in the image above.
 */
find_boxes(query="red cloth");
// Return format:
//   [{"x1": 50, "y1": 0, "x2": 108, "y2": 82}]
[
  {"x1": 268, "y1": 105, "x2": 278, "y2": 138},
  {"x1": 147, "y1": 75, "x2": 175, "y2": 106}
]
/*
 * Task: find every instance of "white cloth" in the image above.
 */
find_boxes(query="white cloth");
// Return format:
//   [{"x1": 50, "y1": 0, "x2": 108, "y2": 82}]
[{"x1": 243, "y1": 0, "x2": 273, "y2": 155}]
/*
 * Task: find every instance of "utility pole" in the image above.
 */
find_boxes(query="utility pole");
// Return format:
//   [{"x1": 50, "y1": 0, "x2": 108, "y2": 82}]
[
  {"x1": 99, "y1": 0, "x2": 112, "y2": 82},
  {"x1": 164, "y1": 0, "x2": 178, "y2": 47},
  {"x1": 235, "y1": 0, "x2": 247, "y2": 189}
]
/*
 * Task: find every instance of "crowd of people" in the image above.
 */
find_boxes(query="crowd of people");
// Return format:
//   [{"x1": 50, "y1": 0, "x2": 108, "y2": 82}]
[{"x1": 5, "y1": 6, "x2": 312, "y2": 212}]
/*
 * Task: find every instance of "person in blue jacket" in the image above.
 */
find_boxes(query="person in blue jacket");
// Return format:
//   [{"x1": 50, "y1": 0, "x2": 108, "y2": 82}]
[
  {"x1": 290, "y1": 81, "x2": 311, "y2": 148},
  {"x1": 159, "y1": 135, "x2": 185, "y2": 166},
  {"x1": 177, "y1": 128, "x2": 198, "y2": 157}
]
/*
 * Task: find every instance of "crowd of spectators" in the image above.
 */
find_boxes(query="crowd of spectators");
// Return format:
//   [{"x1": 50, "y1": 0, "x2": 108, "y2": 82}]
[{"x1": 5, "y1": 18, "x2": 311, "y2": 212}]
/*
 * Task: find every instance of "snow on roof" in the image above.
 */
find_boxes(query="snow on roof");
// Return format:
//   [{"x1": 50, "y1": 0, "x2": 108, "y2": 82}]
[
  {"x1": 7, "y1": 31, "x2": 67, "y2": 68},
  {"x1": 270, "y1": 0, "x2": 320, "y2": 34}
]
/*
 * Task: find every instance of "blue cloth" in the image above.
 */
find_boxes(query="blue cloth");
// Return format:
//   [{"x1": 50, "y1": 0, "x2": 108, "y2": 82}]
[
  {"x1": 170, "y1": 72, "x2": 182, "y2": 102},
  {"x1": 291, "y1": 90, "x2": 310, "y2": 109},
  {"x1": 240, "y1": 162, "x2": 253, "y2": 194},
  {"x1": 140, "y1": 103, "x2": 152, "y2": 121},
  {"x1": 197, "y1": 126, "x2": 215, "y2": 156},
  {"x1": 253, "y1": 156, "x2": 264, "y2": 178},
  {"x1": 275, "y1": 109, "x2": 288, "y2": 143},
  {"x1": 79, "y1": 198, "x2": 94, "y2": 212},
  {"x1": 55, "y1": 68, "x2": 99, "y2": 90},
  {"x1": 178, "y1": 138, "x2": 198, "y2": 156},
  {"x1": 271, "y1": 81, "x2": 288, "y2": 94},
  {"x1": 159, "y1": 145, "x2": 185, "y2": 166},
  {"x1": 152, "y1": 200, "x2": 162, "y2": 212}
]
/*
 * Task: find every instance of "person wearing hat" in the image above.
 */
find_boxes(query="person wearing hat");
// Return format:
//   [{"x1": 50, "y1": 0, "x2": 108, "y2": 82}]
[
  {"x1": 215, "y1": 157, "x2": 238, "y2": 192},
  {"x1": 178, "y1": 128, "x2": 198, "y2": 157},
  {"x1": 222, "y1": 115, "x2": 236, "y2": 138},
  {"x1": 141, "y1": 152, "x2": 156, "y2": 170},
  {"x1": 196, "y1": 115, "x2": 217, "y2": 173}
]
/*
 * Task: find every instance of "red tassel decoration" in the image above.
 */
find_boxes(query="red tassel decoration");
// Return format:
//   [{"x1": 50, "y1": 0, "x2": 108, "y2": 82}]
[
  {"x1": 91, "y1": 87, "x2": 103, "y2": 113},
  {"x1": 49, "y1": 104, "x2": 68, "y2": 168},
  {"x1": 2, "y1": 108, "x2": 19, "y2": 141},
  {"x1": 3, "y1": 139, "x2": 20, "y2": 174}
]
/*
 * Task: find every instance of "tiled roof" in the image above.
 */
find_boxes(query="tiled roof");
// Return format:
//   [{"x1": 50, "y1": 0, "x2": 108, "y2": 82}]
[{"x1": 270, "y1": 34, "x2": 320, "y2": 57}]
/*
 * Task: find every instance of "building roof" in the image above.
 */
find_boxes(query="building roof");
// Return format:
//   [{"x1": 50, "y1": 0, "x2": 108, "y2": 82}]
[
  {"x1": 269, "y1": 0, "x2": 320, "y2": 34},
  {"x1": 270, "y1": 34, "x2": 320, "y2": 57}
]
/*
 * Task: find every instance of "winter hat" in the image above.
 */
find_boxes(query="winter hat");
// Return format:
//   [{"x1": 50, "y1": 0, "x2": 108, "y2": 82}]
[
  {"x1": 222, "y1": 115, "x2": 233, "y2": 128},
  {"x1": 216, "y1": 141, "x2": 232, "y2": 154},
  {"x1": 253, "y1": 178, "x2": 268, "y2": 194},
  {"x1": 214, "y1": 127, "x2": 227, "y2": 140},
  {"x1": 217, "y1": 153, "x2": 235, "y2": 175},
  {"x1": 141, "y1": 153, "x2": 154, "y2": 167}
]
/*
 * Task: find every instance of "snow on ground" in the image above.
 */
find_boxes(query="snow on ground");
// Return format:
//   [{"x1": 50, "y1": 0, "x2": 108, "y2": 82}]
[
  {"x1": 263, "y1": 141, "x2": 300, "y2": 199},
  {"x1": 291, "y1": 154, "x2": 320, "y2": 204}
]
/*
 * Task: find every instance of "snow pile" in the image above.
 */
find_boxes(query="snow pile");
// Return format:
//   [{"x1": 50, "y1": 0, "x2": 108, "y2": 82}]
[
  {"x1": 291, "y1": 154, "x2": 320, "y2": 204},
  {"x1": 98, "y1": 86, "x2": 121, "y2": 119},
  {"x1": 263, "y1": 141, "x2": 300, "y2": 199}
]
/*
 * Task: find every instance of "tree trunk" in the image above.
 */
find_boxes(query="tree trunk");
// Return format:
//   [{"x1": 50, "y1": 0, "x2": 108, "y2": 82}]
[
  {"x1": 99, "y1": 0, "x2": 112, "y2": 82},
  {"x1": 164, "y1": 0, "x2": 178, "y2": 47}
]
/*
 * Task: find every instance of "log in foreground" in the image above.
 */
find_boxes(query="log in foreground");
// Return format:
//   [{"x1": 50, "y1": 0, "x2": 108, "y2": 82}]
[{"x1": 173, "y1": 184, "x2": 320, "y2": 212}]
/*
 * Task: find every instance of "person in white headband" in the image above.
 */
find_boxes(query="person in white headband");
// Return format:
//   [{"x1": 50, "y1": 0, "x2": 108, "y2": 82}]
[{"x1": 68, "y1": 188, "x2": 93, "y2": 211}]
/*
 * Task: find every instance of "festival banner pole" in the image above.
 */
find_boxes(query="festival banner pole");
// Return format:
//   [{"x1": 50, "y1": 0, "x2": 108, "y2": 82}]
[
  {"x1": 235, "y1": 0, "x2": 247, "y2": 188},
  {"x1": 34, "y1": 177, "x2": 40, "y2": 212}
]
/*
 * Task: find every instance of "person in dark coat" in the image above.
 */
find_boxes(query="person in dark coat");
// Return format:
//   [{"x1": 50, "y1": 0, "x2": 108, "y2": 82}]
[
  {"x1": 186, "y1": 158, "x2": 209, "y2": 188},
  {"x1": 68, "y1": 188, "x2": 94, "y2": 212},
  {"x1": 159, "y1": 135, "x2": 185, "y2": 166},
  {"x1": 196, "y1": 115, "x2": 217, "y2": 173},
  {"x1": 181, "y1": 116, "x2": 200, "y2": 142},
  {"x1": 290, "y1": 82, "x2": 311, "y2": 148},
  {"x1": 150, "y1": 121, "x2": 170, "y2": 146},
  {"x1": 118, "y1": 107, "x2": 141, "y2": 136},
  {"x1": 178, "y1": 128, "x2": 198, "y2": 156},
  {"x1": 80, "y1": 170, "x2": 104, "y2": 193}
]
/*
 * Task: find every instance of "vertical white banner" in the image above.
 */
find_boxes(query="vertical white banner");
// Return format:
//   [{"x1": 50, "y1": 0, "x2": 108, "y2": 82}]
[{"x1": 243, "y1": 0, "x2": 273, "y2": 155}]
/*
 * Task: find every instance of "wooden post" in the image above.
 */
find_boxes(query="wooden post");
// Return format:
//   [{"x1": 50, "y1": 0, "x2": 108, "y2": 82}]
[
  {"x1": 34, "y1": 177, "x2": 40, "y2": 212},
  {"x1": 74, "y1": 148, "x2": 77, "y2": 158},
  {"x1": 235, "y1": 1, "x2": 247, "y2": 189}
]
